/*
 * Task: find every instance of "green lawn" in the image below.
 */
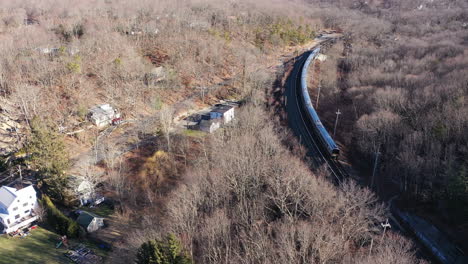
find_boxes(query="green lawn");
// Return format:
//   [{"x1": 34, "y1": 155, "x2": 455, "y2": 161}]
[
  {"x1": 84, "y1": 203, "x2": 114, "y2": 218},
  {"x1": 0, "y1": 227, "x2": 72, "y2": 264},
  {"x1": 182, "y1": 129, "x2": 206, "y2": 138}
]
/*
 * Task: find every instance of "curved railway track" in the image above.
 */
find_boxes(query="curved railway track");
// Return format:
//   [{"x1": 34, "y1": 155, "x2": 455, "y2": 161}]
[
  {"x1": 285, "y1": 49, "x2": 347, "y2": 182},
  {"x1": 285, "y1": 47, "x2": 462, "y2": 264}
]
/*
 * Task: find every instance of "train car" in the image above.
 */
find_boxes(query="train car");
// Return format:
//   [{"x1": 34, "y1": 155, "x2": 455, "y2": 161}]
[{"x1": 299, "y1": 49, "x2": 340, "y2": 158}]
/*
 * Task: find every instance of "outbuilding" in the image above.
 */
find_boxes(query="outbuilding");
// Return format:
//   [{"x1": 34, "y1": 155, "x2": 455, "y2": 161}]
[{"x1": 76, "y1": 211, "x2": 104, "y2": 232}]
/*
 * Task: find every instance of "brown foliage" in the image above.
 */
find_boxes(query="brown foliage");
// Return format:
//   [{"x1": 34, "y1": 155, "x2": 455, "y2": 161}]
[{"x1": 147, "y1": 105, "x2": 414, "y2": 264}]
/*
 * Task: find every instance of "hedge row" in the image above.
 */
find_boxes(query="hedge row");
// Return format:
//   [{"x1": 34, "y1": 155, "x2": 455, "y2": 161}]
[{"x1": 41, "y1": 195, "x2": 79, "y2": 238}]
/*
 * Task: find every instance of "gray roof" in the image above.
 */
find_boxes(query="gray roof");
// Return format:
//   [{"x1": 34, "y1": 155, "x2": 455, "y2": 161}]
[
  {"x1": 199, "y1": 119, "x2": 220, "y2": 128},
  {"x1": 0, "y1": 186, "x2": 16, "y2": 209},
  {"x1": 0, "y1": 185, "x2": 36, "y2": 210},
  {"x1": 211, "y1": 105, "x2": 234, "y2": 114},
  {"x1": 77, "y1": 211, "x2": 103, "y2": 227}
]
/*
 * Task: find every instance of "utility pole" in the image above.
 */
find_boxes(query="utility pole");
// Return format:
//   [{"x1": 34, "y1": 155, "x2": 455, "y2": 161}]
[
  {"x1": 18, "y1": 165, "x2": 22, "y2": 183},
  {"x1": 316, "y1": 84, "x2": 321, "y2": 109},
  {"x1": 333, "y1": 109, "x2": 341, "y2": 137},
  {"x1": 381, "y1": 219, "x2": 391, "y2": 241},
  {"x1": 371, "y1": 144, "x2": 381, "y2": 189},
  {"x1": 200, "y1": 87, "x2": 206, "y2": 104}
]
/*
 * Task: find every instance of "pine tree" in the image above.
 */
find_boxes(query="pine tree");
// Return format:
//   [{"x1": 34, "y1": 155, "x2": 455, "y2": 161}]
[
  {"x1": 135, "y1": 234, "x2": 192, "y2": 264},
  {"x1": 136, "y1": 241, "x2": 154, "y2": 264},
  {"x1": 26, "y1": 117, "x2": 70, "y2": 200}
]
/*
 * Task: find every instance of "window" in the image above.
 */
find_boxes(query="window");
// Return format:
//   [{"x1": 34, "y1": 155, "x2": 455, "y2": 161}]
[
  {"x1": 24, "y1": 210, "x2": 30, "y2": 214},
  {"x1": 12, "y1": 207, "x2": 18, "y2": 211},
  {"x1": 15, "y1": 214, "x2": 20, "y2": 219}
]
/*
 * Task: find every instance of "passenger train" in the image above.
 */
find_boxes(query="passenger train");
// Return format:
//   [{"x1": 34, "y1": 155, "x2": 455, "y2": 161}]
[{"x1": 299, "y1": 48, "x2": 340, "y2": 158}]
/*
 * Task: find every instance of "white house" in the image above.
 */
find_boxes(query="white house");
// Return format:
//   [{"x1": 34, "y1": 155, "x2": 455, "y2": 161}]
[
  {"x1": 89, "y1": 104, "x2": 120, "y2": 128},
  {"x1": 210, "y1": 105, "x2": 235, "y2": 124},
  {"x1": 0, "y1": 185, "x2": 38, "y2": 233}
]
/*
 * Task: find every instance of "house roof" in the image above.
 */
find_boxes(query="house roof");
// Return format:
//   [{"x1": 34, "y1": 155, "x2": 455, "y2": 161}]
[
  {"x1": 0, "y1": 212, "x2": 9, "y2": 220},
  {"x1": 0, "y1": 185, "x2": 36, "y2": 210},
  {"x1": 0, "y1": 187, "x2": 16, "y2": 209},
  {"x1": 211, "y1": 105, "x2": 234, "y2": 114},
  {"x1": 89, "y1": 104, "x2": 117, "y2": 121},
  {"x1": 199, "y1": 119, "x2": 220, "y2": 128},
  {"x1": 77, "y1": 211, "x2": 102, "y2": 227}
]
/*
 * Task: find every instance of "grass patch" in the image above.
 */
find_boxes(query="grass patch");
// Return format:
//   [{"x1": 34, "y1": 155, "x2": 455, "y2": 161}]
[
  {"x1": 182, "y1": 129, "x2": 206, "y2": 138},
  {"x1": 84, "y1": 203, "x2": 114, "y2": 218},
  {"x1": 0, "y1": 227, "x2": 72, "y2": 264},
  {"x1": 0, "y1": 226, "x2": 111, "y2": 263}
]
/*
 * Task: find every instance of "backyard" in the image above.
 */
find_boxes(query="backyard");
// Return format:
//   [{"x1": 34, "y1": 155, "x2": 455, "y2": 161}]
[{"x1": 0, "y1": 227, "x2": 72, "y2": 264}]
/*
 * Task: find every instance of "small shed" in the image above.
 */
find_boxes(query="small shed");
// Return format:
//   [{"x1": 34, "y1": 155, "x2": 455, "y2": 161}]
[
  {"x1": 77, "y1": 211, "x2": 104, "y2": 232},
  {"x1": 89, "y1": 104, "x2": 120, "y2": 128}
]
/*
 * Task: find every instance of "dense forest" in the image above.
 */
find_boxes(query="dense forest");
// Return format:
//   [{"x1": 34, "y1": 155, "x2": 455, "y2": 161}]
[
  {"x1": 0, "y1": 0, "x2": 466, "y2": 263},
  {"x1": 305, "y1": 0, "x2": 468, "y2": 245}
]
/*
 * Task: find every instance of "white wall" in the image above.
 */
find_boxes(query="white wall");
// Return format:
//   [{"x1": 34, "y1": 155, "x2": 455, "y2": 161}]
[{"x1": 223, "y1": 108, "x2": 235, "y2": 123}]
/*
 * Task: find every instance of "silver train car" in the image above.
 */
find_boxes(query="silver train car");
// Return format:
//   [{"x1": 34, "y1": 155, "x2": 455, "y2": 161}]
[{"x1": 300, "y1": 48, "x2": 340, "y2": 158}]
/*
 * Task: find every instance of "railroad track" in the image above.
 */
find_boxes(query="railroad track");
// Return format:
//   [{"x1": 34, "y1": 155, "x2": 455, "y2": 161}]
[
  {"x1": 286, "y1": 49, "x2": 347, "y2": 183},
  {"x1": 286, "y1": 47, "x2": 463, "y2": 264}
]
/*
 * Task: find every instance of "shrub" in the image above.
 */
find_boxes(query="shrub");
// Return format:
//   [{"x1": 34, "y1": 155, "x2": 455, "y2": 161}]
[
  {"x1": 66, "y1": 62, "x2": 81, "y2": 73},
  {"x1": 42, "y1": 195, "x2": 80, "y2": 238}
]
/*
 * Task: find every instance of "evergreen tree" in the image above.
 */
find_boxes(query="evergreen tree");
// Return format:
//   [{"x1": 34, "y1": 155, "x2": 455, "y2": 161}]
[
  {"x1": 26, "y1": 117, "x2": 70, "y2": 200},
  {"x1": 136, "y1": 241, "x2": 154, "y2": 264},
  {"x1": 135, "y1": 234, "x2": 192, "y2": 264}
]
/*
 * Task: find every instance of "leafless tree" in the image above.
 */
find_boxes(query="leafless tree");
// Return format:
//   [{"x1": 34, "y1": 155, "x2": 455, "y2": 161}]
[{"x1": 158, "y1": 105, "x2": 175, "y2": 152}]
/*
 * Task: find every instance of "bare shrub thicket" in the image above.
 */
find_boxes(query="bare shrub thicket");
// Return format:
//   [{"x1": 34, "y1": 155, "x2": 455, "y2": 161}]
[
  {"x1": 118, "y1": 105, "x2": 422, "y2": 264},
  {"x1": 0, "y1": 0, "x2": 321, "y2": 125}
]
